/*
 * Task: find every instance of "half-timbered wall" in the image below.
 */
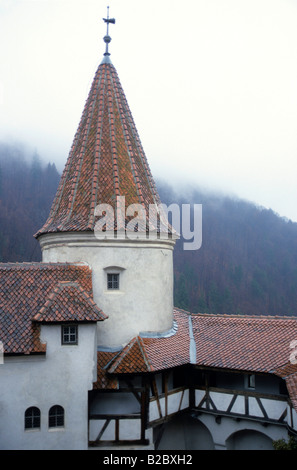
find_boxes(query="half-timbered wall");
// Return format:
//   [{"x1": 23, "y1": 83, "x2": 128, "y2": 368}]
[
  {"x1": 191, "y1": 369, "x2": 292, "y2": 427},
  {"x1": 88, "y1": 367, "x2": 297, "y2": 449},
  {"x1": 88, "y1": 375, "x2": 150, "y2": 447}
]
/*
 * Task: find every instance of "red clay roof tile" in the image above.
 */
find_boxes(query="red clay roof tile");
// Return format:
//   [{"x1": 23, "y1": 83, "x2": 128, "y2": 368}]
[
  {"x1": 93, "y1": 350, "x2": 119, "y2": 390},
  {"x1": 102, "y1": 310, "x2": 297, "y2": 376},
  {"x1": 33, "y1": 281, "x2": 106, "y2": 323},
  {"x1": 191, "y1": 313, "x2": 297, "y2": 373},
  {"x1": 35, "y1": 61, "x2": 164, "y2": 238},
  {"x1": 107, "y1": 337, "x2": 154, "y2": 374},
  {"x1": 0, "y1": 263, "x2": 106, "y2": 355}
]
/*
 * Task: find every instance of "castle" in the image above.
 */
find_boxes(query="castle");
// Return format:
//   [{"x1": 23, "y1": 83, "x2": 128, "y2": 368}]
[{"x1": 0, "y1": 11, "x2": 297, "y2": 451}]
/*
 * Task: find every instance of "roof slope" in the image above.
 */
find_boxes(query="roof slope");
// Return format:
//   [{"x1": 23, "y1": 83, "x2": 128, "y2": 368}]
[
  {"x1": 191, "y1": 313, "x2": 297, "y2": 410},
  {"x1": 191, "y1": 313, "x2": 297, "y2": 373},
  {"x1": 35, "y1": 58, "x2": 163, "y2": 238},
  {"x1": 33, "y1": 281, "x2": 106, "y2": 323},
  {"x1": 104, "y1": 310, "x2": 297, "y2": 375},
  {"x1": 0, "y1": 263, "x2": 106, "y2": 354}
]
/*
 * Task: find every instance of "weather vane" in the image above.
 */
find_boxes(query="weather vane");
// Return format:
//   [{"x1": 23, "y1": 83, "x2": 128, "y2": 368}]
[{"x1": 103, "y1": 6, "x2": 116, "y2": 56}]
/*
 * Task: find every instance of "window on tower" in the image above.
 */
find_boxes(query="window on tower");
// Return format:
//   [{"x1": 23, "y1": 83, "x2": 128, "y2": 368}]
[{"x1": 107, "y1": 273, "x2": 119, "y2": 290}]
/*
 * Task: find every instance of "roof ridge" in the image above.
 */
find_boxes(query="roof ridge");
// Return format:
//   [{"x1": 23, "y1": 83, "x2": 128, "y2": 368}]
[
  {"x1": 87, "y1": 68, "x2": 107, "y2": 229},
  {"x1": 110, "y1": 67, "x2": 145, "y2": 207},
  {"x1": 136, "y1": 335, "x2": 154, "y2": 372},
  {"x1": 106, "y1": 336, "x2": 153, "y2": 374},
  {"x1": 64, "y1": 66, "x2": 105, "y2": 227},
  {"x1": 191, "y1": 312, "x2": 297, "y2": 320},
  {"x1": 0, "y1": 262, "x2": 90, "y2": 269}
]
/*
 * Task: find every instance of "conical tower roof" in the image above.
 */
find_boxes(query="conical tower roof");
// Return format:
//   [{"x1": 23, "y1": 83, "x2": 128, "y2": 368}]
[{"x1": 35, "y1": 18, "x2": 164, "y2": 239}]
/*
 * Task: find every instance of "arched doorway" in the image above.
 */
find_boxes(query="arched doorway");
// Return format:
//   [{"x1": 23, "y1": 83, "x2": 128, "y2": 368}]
[
  {"x1": 226, "y1": 429, "x2": 274, "y2": 450},
  {"x1": 154, "y1": 413, "x2": 215, "y2": 450}
]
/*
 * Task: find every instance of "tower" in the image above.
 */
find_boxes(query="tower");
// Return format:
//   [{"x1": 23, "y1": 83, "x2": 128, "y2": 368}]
[{"x1": 35, "y1": 11, "x2": 177, "y2": 348}]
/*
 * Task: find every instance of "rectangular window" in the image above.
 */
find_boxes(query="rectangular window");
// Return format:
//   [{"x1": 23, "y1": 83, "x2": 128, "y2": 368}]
[
  {"x1": 62, "y1": 325, "x2": 78, "y2": 345},
  {"x1": 247, "y1": 374, "x2": 256, "y2": 389},
  {"x1": 107, "y1": 273, "x2": 119, "y2": 290}
]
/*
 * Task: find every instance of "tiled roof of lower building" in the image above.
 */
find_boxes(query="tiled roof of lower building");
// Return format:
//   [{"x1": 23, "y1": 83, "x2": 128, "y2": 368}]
[
  {"x1": 33, "y1": 281, "x2": 106, "y2": 323},
  {"x1": 191, "y1": 313, "x2": 297, "y2": 373},
  {"x1": 104, "y1": 310, "x2": 297, "y2": 375},
  {"x1": 0, "y1": 262, "x2": 106, "y2": 355},
  {"x1": 98, "y1": 309, "x2": 297, "y2": 409}
]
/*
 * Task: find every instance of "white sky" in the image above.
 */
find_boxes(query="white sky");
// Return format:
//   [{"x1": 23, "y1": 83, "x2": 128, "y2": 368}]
[{"x1": 1, "y1": 0, "x2": 297, "y2": 222}]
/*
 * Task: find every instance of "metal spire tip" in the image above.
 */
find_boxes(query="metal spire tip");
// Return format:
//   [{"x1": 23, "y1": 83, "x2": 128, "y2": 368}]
[{"x1": 103, "y1": 6, "x2": 116, "y2": 57}]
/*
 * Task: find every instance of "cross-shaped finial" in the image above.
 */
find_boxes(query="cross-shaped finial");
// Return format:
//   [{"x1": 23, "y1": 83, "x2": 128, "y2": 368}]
[{"x1": 103, "y1": 6, "x2": 116, "y2": 56}]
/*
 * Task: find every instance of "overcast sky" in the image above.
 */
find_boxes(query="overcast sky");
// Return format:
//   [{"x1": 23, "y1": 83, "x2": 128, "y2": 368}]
[{"x1": 1, "y1": 0, "x2": 297, "y2": 222}]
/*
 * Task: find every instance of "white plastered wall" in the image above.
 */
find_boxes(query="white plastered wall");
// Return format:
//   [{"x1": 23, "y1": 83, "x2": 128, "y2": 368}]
[{"x1": 0, "y1": 323, "x2": 97, "y2": 450}]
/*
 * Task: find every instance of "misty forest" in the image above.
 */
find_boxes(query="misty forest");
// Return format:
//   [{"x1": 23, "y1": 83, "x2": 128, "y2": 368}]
[{"x1": 0, "y1": 142, "x2": 297, "y2": 317}]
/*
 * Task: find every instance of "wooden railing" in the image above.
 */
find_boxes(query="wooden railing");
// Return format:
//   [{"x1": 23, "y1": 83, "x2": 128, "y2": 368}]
[{"x1": 193, "y1": 385, "x2": 289, "y2": 425}]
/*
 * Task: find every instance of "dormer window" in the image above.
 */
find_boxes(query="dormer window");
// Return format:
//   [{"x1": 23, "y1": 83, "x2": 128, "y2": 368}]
[
  {"x1": 107, "y1": 273, "x2": 119, "y2": 290},
  {"x1": 62, "y1": 325, "x2": 78, "y2": 345}
]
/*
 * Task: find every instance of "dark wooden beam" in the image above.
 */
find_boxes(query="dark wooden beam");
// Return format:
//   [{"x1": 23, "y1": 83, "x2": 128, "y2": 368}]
[{"x1": 89, "y1": 413, "x2": 141, "y2": 420}]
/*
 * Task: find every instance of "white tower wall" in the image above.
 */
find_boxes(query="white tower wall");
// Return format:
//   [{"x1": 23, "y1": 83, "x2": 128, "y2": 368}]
[{"x1": 39, "y1": 232, "x2": 175, "y2": 347}]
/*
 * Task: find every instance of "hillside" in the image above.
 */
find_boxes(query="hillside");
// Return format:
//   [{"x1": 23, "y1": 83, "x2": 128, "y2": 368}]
[
  {"x1": 0, "y1": 142, "x2": 297, "y2": 316},
  {"x1": 0, "y1": 143, "x2": 60, "y2": 262},
  {"x1": 157, "y1": 182, "x2": 297, "y2": 316}
]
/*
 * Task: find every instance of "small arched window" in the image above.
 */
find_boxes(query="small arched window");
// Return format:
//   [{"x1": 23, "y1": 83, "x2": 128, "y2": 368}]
[
  {"x1": 48, "y1": 405, "x2": 64, "y2": 428},
  {"x1": 24, "y1": 406, "x2": 40, "y2": 430},
  {"x1": 104, "y1": 266, "x2": 125, "y2": 291}
]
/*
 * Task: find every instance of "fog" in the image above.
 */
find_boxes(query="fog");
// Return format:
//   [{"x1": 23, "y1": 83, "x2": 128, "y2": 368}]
[{"x1": 1, "y1": 0, "x2": 297, "y2": 221}]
